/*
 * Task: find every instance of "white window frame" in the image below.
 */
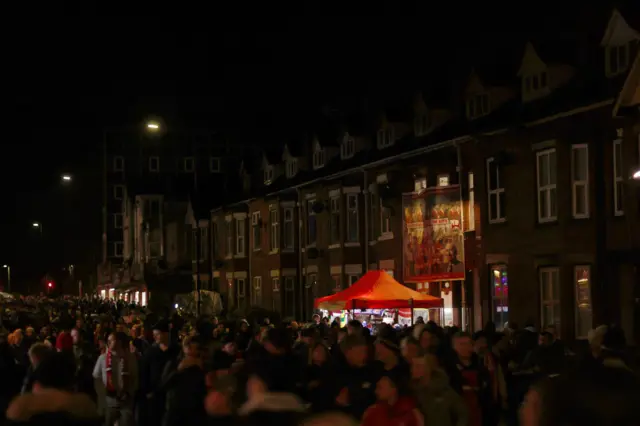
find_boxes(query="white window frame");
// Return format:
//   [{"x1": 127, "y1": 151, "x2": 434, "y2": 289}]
[
  {"x1": 574, "y1": 265, "x2": 593, "y2": 339},
  {"x1": 332, "y1": 275, "x2": 342, "y2": 292},
  {"x1": 235, "y1": 218, "x2": 245, "y2": 256},
  {"x1": 486, "y1": 158, "x2": 505, "y2": 223},
  {"x1": 114, "y1": 242, "x2": 124, "y2": 258},
  {"x1": 536, "y1": 148, "x2": 558, "y2": 223},
  {"x1": 183, "y1": 157, "x2": 195, "y2": 173},
  {"x1": 307, "y1": 200, "x2": 317, "y2": 246},
  {"x1": 272, "y1": 277, "x2": 280, "y2": 292},
  {"x1": 613, "y1": 139, "x2": 624, "y2": 216},
  {"x1": 329, "y1": 197, "x2": 340, "y2": 245},
  {"x1": 341, "y1": 136, "x2": 355, "y2": 160},
  {"x1": 539, "y1": 267, "x2": 560, "y2": 330},
  {"x1": 466, "y1": 93, "x2": 490, "y2": 119},
  {"x1": 606, "y1": 43, "x2": 630, "y2": 77},
  {"x1": 414, "y1": 178, "x2": 427, "y2": 192},
  {"x1": 377, "y1": 127, "x2": 395, "y2": 149},
  {"x1": 113, "y1": 156, "x2": 124, "y2": 172},
  {"x1": 347, "y1": 274, "x2": 359, "y2": 287},
  {"x1": 113, "y1": 213, "x2": 123, "y2": 229},
  {"x1": 210, "y1": 157, "x2": 221, "y2": 173},
  {"x1": 149, "y1": 156, "x2": 160, "y2": 172},
  {"x1": 237, "y1": 278, "x2": 246, "y2": 298},
  {"x1": 571, "y1": 144, "x2": 589, "y2": 219},
  {"x1": 283, "y1": 207, "x2": 294, "y2": 250},
  {"x1": 313, "y1": 149, "x2": 325, "y2": 169},
  {"x1": 346, "y1": 193, "x2": 359, "y2": 243},
  {"x1": 269, "y1": 207, "x2": 279, "y2": 251},
  {"x1": 264, "y1": 166, "x2": 274, "y2": 184},
  {"x1": 437, "y1": 174, "x2": 450, "y2": 187},
  {"x1": 253, "y1": 276, "x2": 262, "y2": 305},
  {"x1": 251, "y1": 212, "x2": 261, "y2": 251},
  {"x1": 468, "y1": 172, "x2": 475, "y2": 231},
  {"x1": 522, "y1": 71, "x2": 548, "y2": 101},
  {"x1": 414, "y1": 114, "x2": 429, "y2": 136},
  {"x1": 286, "y1": 158, "x2": 298, "y2": 178},
  {"x1": 113, "y1": 185, "x2": 124, "y2": 200}
]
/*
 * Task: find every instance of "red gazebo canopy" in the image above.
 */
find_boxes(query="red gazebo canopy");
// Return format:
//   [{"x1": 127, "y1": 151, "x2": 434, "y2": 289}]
[{"x1": 314, "y1": 270, "x2": 443, "y2": 311}]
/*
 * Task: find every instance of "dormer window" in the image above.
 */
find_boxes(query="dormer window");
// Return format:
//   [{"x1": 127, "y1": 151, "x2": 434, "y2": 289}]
[
  {"x1": 377, "y1": 128, "x2": 395, "y2": 149},
  {"x1": 414, "y1": 114, "x2": 430, "y2": 136},
  {"x1": 313, "y1": 149, "x2": 325, "y2": 169},
  {"x1": 264, "y1": 166, "x2": 274, "y2": 184},
  {"x1": 606, "y1": 43, "x2": 630, "y2": 76},
  {"x1": 522, "y1": 71, "x2": 548, "y2": 101},
  {"x1": 341, "y1": 136, "x2": 355, "y2": 159},
  {"x1": 466, "y1": 93, "x2": 490, "y2": 120},
  {"x1": 286, "y1": 158, "x2": 298, "y2": 178}
]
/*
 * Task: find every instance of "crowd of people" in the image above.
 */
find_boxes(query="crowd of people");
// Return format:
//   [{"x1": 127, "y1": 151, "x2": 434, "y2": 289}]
[{"x1": 0, "y1": 296, "x2": 638, "y2": 426}]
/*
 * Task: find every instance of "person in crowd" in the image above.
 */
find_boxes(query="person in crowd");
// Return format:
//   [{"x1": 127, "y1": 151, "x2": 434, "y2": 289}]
[
  {"x1": 361, "y1": 373, "x2": 423, "y2": 426},
  {"x1": 71, "y1": 328, "x2": 96, "y2": 397},
  {"x1": 237, "y1": 373, "x2": 305, "y2": 426},
  {"x1": 303, "y1": 342, "x2": 334, "y2": 412},
  {"x1": 6, "y1": 352, "x2": 99, "y2": 425},
  {"x1": 473, "y1": 331, "x2": 507, "y2": 426},
  {"x1": 334, "y1": 334, "x2": 378, "y2": 419},
  {"x1": 400, "y1": 336, "x2": 422, "y2": 362},
  {"x1": 21, "y1": 343, "x2": 52, "y2": 395},
  {"x1": 93, "y1": 332, "x2": 138, "y2": 426}
]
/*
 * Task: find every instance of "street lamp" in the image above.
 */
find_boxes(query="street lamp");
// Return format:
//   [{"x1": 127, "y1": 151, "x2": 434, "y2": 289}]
[
  {"x1": 32, "y1": 222, "x2": 43, "y2": 235},
  {"x1": 2, "y1": 265, "x2": 9, "y2": 293},
  {"x1": 146, "y1": 121, "x2": 160, "y2": 131},
  {"x1": 633, "y1": 169, "x2": 640, "y2": 180},
  {"x1": 61, "y1": 174, "x2": 72, "y2": 182}
]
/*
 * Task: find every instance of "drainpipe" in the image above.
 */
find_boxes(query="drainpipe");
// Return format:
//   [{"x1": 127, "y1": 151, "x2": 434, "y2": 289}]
[
  {"x1": 296, "y1": 189, "x2": 304, "y2": 319},
  {"x1": 455, "y1": 142, "x2": 467, "y2": 331},
  {"x1": 363, "y1": 169, "x2": 369, "y2": 273}
]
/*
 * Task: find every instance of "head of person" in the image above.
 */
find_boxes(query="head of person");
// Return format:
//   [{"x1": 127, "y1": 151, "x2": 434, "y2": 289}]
[
  {"x1": 473, "y1": 331, "x2": 489, "y2": 354},
  {"x1": 340, "y1": 334, "x2": 368, "y2": 368},
  {"x1": 70, "y1": 328, "x2": 82, "y2": 345},
  {"x1": 375, "y1": 373, "x2": 408, "y2": 404},
  {"x1": 13, "y1": 329, "x2": 23, "y2": 345},
  {"x1": 263, "y1": 328, "x2": 291, "y2": 355},
  {"x1": 152, "y1": 320, "x2": 170, "y2": 345},
  {"x1": 182, "y1": 336, "x2": 200, "y2": 359},
  {"x1": 400, "y1": 336, "x2": 422, "y2": 361},
  {"x1": 25, "y1": 327, "x2": 35, "y2": 338},
  {"x1": 452, "y1": 332, "x2": 473, "y2": 360},
  {"x1": 312, "y1": 314, "x2": 321, "y2": 324},
  {"x1": 311, "y1": 342, "x2": 330, "y2": 366},
  {"x1": 347, "y1": 320, "x2": 363, "y2": 336},
  {"x1": 31, "y1": 352, "x2": 77, "y2": 392},
  {"x1": 375, "y1": 335, "x2": 401, "y2": 364},
  {"x1": 28, "y1": 343, "x2": 52, "y2": 368}
]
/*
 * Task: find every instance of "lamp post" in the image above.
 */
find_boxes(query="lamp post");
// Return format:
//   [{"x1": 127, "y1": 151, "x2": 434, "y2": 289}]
[
  {"x1": 61, "y1": 174, "x2": 72, "y2": 182},
  {"x1": 2, "y1": 265, "x2": 10, "y2": 293},
  {"x1": 32, "y1": 222, "x2": 43, "y2": 235}
]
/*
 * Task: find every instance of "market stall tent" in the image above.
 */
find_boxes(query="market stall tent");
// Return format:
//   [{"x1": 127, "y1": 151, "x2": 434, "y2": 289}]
[{"x1": 314, "y1": 270, "x2": 443, "y2": 311}]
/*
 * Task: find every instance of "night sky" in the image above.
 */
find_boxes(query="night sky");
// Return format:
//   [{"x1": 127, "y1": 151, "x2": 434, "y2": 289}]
[{"x1": 0, "y1": 3, "x2": 624, "y2": 290}]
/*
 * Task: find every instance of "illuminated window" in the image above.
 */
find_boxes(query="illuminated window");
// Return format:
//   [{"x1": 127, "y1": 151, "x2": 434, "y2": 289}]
[
  {"x1": 491, "y1": 265, "x2": 509, "y2": 330},
  {"x1": 574, "y1": 266, "x2": 592, "y2": 339}
]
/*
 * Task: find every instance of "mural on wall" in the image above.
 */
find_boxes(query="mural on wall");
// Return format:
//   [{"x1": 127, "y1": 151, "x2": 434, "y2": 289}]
[{"x1": 402, "y1": 185, "x2": 465, "y2": 282}]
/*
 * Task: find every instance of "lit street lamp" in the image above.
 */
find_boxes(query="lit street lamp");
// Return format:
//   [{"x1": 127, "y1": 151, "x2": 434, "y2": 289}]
[
  {"x1": 146, "y1": 121, "x2": 160, "y2": 131},
  {"x1": 61, "y1": 174, "x2": 72, "y2": 182},
  {"x1": 32, "y1": 222, "x2": 43, "y2": 235},
  {"x1": 633, "y1": 169, "x2": 640, "y2": 180},
  {"x1": 2, "y1": 265, "x2": 10, "y2": 293}
]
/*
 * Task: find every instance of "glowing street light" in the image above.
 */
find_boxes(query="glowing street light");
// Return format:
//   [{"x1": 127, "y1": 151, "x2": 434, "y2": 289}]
[
  {"x1": 61, "y1": 174, "x2": 72, "y2": 182},
  {"x1": 146, "y1": 122, "x2": 160, "y2": 131},
  {"x1": 633, "y1": 169, "x2": 640, "y2": 180},
  {"x1": 32, "y1": 222, "x2": 40, "y2": 228}
]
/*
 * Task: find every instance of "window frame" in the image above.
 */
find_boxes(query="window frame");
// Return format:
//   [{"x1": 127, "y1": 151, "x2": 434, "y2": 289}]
[
  {"x1": 307, "y1": 200, "x2": 317, "y2": 246},
  {"x1": 377, "y1": 127, "x2": 395, "y2": 149},
  {"x1": 282, "y1": 207, "x2": 294, "y2": 250},
  {"x1": 113, "y1": 156, "x2": 124, "y2": 172},
  {"x1": 269, "y1": 207, "x2": 279, "y2": 252},
  {"x1": 272, "y1": 277, "x2": 280, "y2": 292},
  {"x1": 536, "y1": 148, "x2": 558, "y2": 223},
  {"x1": 113, "y1": 185, "x2": 124, "y2": 200},
  {"x1": 286, "y1": 158, "x2": 298, "y2": 178},
  {"x1": 149, "y1": 156, "x2": 160, "y2": 172},
  {"x1": 114, "y1": 242, "x2": 124, "y2": 258},
  {"x1": 210, "y1": 157, "x2": 221, "y2": 173},
  {"x1": 235, "y1": 218, "x2": 245, "y2": 256},
  {"x1": 606, "y1": 43, "x2": 630, "y2": 77},
  {"x1": 237, "y1": 278, "x2": 246, "y2": 298},
  {"x1": 251, "y1": 212, "x2": 261, "y2": 251},
  {"x1": 225, "y1": 220, "x2": 233, "y2": 258},
  {"x1": 313, "y1": 149, "x2": 325, "y2": 169},
  {"x1": 264, "y1": 166, "x2": 274, "y2": 184},
  {"x1": 574, "y1": 265, "x2": 593, "y2": 339},
  {"x1": 571, "y1": 144, "x2": 589, "y2": 219},
  {"x1": 341, "y1": 136, "x2": 355, "y2": 160},
  {"x1": 486, "y1": 157, "x2": 505, "y2": 223},
  {"x1": 113, "y1": 213, "x2": 123, "y2": 229},
  {"x1": 346, "y1": 193, "x2": 359, "y2": 243},
  {"x1": 539, "y1": 266, "x2": 561, "y2": 330},
  {"x1": 466, "y1": 92, "x2": 490, "y2": 119},
  {"x1": 182, "y1": 157, "x2": 195, "y2": 173},
  {"x1": 329, "y1": 197, "x2": 340, "y2": 245},
  {"x1": 613, "y1": 139, "x2": 624, "y2": 216}
]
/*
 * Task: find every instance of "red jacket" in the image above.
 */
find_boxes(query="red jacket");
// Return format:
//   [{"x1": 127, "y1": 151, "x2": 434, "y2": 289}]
[{"x1": 362, "y1": 397, "x2": 423, "y2": 426}]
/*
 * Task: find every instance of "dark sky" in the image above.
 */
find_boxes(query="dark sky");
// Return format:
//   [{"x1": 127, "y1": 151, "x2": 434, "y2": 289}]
[{"x1": 0, "y1": 3, "x2": 622, "y2": 290}]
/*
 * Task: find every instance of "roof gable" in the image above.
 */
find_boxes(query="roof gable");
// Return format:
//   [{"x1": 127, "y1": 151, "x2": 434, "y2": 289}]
[
  {"x1": 518, "y1": 42, "x2": 547, "y2": 76},
  {"x1": 601, "y1": 9, "x2": 640, "y2": 46}
]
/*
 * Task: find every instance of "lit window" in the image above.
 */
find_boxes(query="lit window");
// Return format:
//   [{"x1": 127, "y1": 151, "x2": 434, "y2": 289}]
[
  {"x1": 574, "y1": 266, "x2": 592, "y2": 339},
  {"x1": 414, "y1": 178, "x2": 427, "y2": 192},
  {"x1": 491, "y1": 265, "x2": 509, "y2": 330},
  {"x1": 437, "y1": 175, "x2": 450, "y2": 187}
]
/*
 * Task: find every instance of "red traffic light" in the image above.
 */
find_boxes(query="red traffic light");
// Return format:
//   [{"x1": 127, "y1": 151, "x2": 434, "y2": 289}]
[{"x1": 47, "y1": 282, "x2": 53, "y2": 288}]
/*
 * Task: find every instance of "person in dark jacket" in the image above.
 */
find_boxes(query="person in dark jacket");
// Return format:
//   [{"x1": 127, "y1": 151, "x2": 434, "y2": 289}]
[
  {"x1": 304, "y1": 343, "x2": 335, "y2": 412},
  {"x1": 21, "y1": 343, "x2": 52, "y2": 395}
]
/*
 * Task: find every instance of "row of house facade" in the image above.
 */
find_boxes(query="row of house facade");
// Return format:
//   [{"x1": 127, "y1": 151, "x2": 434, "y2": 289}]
[{"x1": 99, "y1": 9, "x2": 640, "y2": 343}]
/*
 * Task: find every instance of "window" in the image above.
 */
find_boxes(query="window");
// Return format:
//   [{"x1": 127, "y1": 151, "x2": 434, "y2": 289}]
[
  {"x1": 307, "y1": 200, "x2": 317, "y2": 245},
  {"x1": 571, "y1": 144, "x2": 589, "y2": 218},
  {"x1": 437, "y1": 174, "x2": 450, "y2": 187},
  {"x1": 212, "y1": 221, "x2": 219, "y2": 257},
  {"x1": 574, "y1": 266, "x2": 593, "y2": 339},
  {"x1": 149, "y1": 156, "x2": 160, "y2": 172},
  {"x1": 491, "y1": 266, "x2": 509, "y2": 331},
  {"x1": 606, "y1": 43, "x2": 630, "y2": 77},
  {"x1": 253, "y1": 277, "x2": 262, "y2": 306},
  {"x1": 284, "y1": 277, "x2": 294, "y2": 292},
  {"x1": 235, "y1": 218, "x2": 245, "y2": 256},
  {"x1": 377, "y1": 128, "x2": 395, "y2": 149},
  {"x1": 536, "y1": 149, "x2": 557, "y2": 222},
  {"x1": 113, "y1": 213, "x2": 123, "y2": 229},
  {"x1": 540, "y1": 267, "x2": 560, "y2": 330},
  {"x1": 210, "y1": 157, "x2": 221, "y2": 173},
  {"x1": 264, "y1": 166, "x2": 274, "y2": 184},
  {"x1": 414, "y1": 114, "x2": 430, "y2": 136},
  {"x1": 114, "y1": 242, "x2": 124, "y2": 258},
  {"x1": 286, "y1": 159, "x2": 298, "y2": 178},
  {"x1": 272, "y1": 277, "x2": 280, "y2": 292},
  {"x1": 269, "y1": 207, "x2": 279, "y2": 251},
  {"x1": 251, "y1": 212, "x2": 261, "y2": 250},
  {"x1": 466, "y1": 93, "x2": 490, "y2": 119},
  {"x1": 346, "y1": 194, "x2": 359, "y2": 243},
  {"x1": 414, "y1": 178, "x2": 427, "y2": 192},
  {"x1": 332, "y1": 275, "x2": 342, "y2": 292},
  {"x1": 313, "y1": 149, "x2": 325, "y2": 169},
  {"x1": 487, "y1": 158, "x2": 506, "y2": 222},
  {"x1": 522, "y1": 71, "x2": 548, "y2": 100},
  {"x1": 283, "y1": 208, "x2": 294, "y2": 249},
  {"x1": 113, "y1": 185, "x2": 124, "y2": 200},
  {"x1": 183, "y1": 157, "x2": 195, "y2": 173},
  {"x1": 237, "y1": 279, "x2": 246, "y2": 298},
  {"x1": 225, "y1": 220, "x2": 233, "y2": 257},
  {"x1": 468, "y1": 172, "x2": 475, "y2": 231},
  {"x1": 330, "y1": 197, "x2": 340, "y2": 245},
  {"x1": 347, "y1": 275, "x2": 359, "y2": 286},
  {"x1": 369, "y1": 192, "x2": 379, "y2": 241},
  {"x1": 381, "y1": 201, "x2": 392, "y2": 235},
  {"x1": 341, "y1": 136, "x2": 355, "y2": 159},
  {"x1": 613, "y1": 139, "x2": 624, "y2": 215},
  {"x1": 113, "y1": 156, "x2": 124, "y2": 172}
]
